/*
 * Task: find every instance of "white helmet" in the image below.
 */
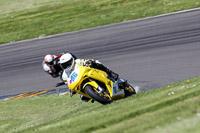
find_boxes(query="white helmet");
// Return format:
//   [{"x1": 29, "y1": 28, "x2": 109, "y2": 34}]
[
  {"x1": 44, "y1": 54, "x2": 54, "y2": 66},
  {"x1": 60, "y1": 53, "x2": 75, "y2": 71}
]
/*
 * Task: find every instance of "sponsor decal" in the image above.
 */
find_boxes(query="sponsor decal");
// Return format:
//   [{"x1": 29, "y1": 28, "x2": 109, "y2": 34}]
[{"x1": 70, "y1": 72, "x2": 78, "y2": 84}]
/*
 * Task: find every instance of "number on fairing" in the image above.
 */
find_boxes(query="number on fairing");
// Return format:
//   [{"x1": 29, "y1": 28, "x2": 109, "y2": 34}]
[{"x1": 71, "y1": 72, "x2": 78, "y2": 82}]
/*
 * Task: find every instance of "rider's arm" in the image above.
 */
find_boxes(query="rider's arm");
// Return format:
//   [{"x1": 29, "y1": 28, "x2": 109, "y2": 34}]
[
  {"x1": 84, "y1": 59, "x2": 108, "y2": 72},
  {"x1": 61, "y1": 71, "x2": 69, "y2": 84},
  {"x1": 54, "y1": 53, "x2": 77, "y2": 61},
  {"x1": 54, "y1": 54, "x2": 62, "y2": 60},
  {"x1": 50, "y1": 71, "x2": 59, "y2": 78},
  {"x1": 43, "y1": 62, "x2": 51, "y2": 72},
  {"x1": 42, "y1": 62, "x2": 59, "y2": 78}
]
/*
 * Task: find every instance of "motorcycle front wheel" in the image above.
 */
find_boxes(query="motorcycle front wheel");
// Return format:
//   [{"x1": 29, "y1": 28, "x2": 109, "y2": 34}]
[{"x1": 84, "y1": 85, "x2": 113, "y2": 105}]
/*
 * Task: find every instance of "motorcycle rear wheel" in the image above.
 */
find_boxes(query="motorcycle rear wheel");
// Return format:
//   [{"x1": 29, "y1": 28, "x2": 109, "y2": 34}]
[{"x1": 84, "y1": 85, "x2": 113, "y2": 105}]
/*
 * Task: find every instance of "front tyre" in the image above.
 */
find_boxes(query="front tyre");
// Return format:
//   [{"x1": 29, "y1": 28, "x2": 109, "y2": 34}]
[
  {"x1": 84, "y1": 85, "x2": 112, "y2": 105},
  {"x1": 119, "y1": 82, "x2": 136, "y2": 97}
]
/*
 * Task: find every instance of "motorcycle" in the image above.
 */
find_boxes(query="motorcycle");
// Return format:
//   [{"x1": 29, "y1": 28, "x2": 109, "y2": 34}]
[{"x1": 63, "y1": 62, "x2": 136, "y2": 105}]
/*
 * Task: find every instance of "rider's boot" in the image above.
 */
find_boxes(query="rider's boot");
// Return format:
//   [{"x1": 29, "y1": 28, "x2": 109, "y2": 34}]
[{"x1": 80, "y1": 95, "x2": 90, "y2": 102}]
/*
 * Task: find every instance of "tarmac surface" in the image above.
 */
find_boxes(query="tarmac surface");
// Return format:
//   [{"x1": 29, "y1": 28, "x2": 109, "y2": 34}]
[{"x1": 0, "y1": 9, "x2": 200, "y2": 98}]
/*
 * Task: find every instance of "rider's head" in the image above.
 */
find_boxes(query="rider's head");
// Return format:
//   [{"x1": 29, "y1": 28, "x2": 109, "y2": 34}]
[
  {"x1": 44, "y1": 54, "x2": 54, "y2": 66},
  {"x1": 60, "y1": 53, "x2": 75, "y2": 71}
]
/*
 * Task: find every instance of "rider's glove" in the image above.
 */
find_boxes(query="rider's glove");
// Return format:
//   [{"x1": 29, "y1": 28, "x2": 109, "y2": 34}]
[{"x1": 85, "y1": 60, "x2": 93, "y2": 67}]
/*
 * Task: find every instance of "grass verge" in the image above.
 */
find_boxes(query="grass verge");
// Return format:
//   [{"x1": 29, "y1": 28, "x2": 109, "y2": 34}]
[
  {"x1": 0, "y1": 0, "x2": 200, "y2": 44},
  {"x1": 0, "y1": 76, "x2": 200, "y2": 133}
]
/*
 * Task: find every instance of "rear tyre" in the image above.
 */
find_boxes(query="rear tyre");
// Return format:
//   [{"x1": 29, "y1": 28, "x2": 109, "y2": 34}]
[{"x1": 84, "y1": 85, "x2": 112, "y2": 105}]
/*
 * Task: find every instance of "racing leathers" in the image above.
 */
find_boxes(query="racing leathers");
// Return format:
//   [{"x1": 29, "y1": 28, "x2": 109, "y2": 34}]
[
  {"x1": 42, "y1": 53, "x2": 77, "y2": 87},
  {"x1": 42, "y1": 54, "x2": 63, "y2": 78}
]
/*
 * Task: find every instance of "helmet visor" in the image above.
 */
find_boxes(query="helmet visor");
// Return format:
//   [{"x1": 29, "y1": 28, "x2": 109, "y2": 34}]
[
  {"x1": 47, "y1": 61, "x2": 54, "y2": 66},
  {"x1": 60, "y1": 58, "x2": 73, "y2": 70}
]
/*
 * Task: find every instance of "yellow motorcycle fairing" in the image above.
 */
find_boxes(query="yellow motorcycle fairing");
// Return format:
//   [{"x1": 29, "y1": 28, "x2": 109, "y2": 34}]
[{"x1": 67, "y1": 64, "x2": 114, "y2": 98}]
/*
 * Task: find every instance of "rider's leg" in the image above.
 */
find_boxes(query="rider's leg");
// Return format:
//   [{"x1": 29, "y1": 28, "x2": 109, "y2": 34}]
[{"x1": 92, "y1": 62, "x2": 119, "y2": 81}]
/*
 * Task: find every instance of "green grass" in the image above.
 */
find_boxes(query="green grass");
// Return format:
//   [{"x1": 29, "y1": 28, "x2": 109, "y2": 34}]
[
  {"x1": 0, "y1": 76, "x2": 200, "y2": 133},
  {"x1": 0, "y1": 0, "x2": 200, "y2": 44}
]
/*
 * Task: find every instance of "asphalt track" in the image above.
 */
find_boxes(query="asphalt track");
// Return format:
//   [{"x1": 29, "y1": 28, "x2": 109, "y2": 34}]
[{"x1": 0, "y1": 9, "x2": 200, "y2": 98}]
